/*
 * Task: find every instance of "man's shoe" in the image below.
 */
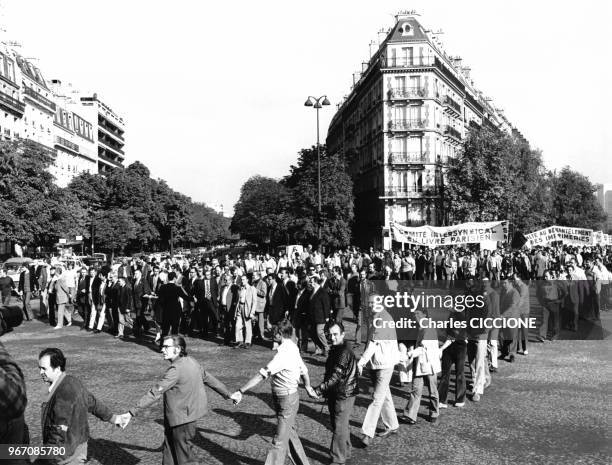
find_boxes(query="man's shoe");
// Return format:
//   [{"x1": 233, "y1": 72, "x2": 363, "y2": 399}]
[
  {"x1": 489, "y1": 366, "x2": 497, "y2": 373},
  {"x1": 244, "y1": 343, "x2": 251, "y2": 349},
  {"x1": 472, "y1": 393, "x2": 481, "y2": 402},
  {"x1": 399, "y1": 415, "x2": 416, "y2": 425},
  {"x1": 455, "y1": 402, "x2": 465, "y2": 407},
  {"x1": 361, "y1": 435, "x2": 371, "y2": 447},
  {"x1": 376, "y1": 428, "x2": 399, "y2": 438},
  {"x1": 93, "y1": 329, "x2": 101, "y2": 334},
  {"x1": 66, "y1": 321, "x2": 72, "y2": 327},
  {"x1": 522, "y1": 350, "x2": 528, "y2": 355},
  {"x1": 53, "y1": 326, "x2": 62, "y2": 330},
  {"x1": 429, "y1": 416, "x2": 438, "y2": 424},
  {"x1": 439, "y1": 402, "x2": 448, "y2": 409},
  {"x1": 508, "y1": 355, "x2": 515, "y2": 363},
  {"x1": 536, "y1": 336, "x2": 546, "y2": 342}
]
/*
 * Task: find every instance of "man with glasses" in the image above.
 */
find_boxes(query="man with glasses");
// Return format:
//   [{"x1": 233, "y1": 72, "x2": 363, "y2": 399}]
[{"x1": 124, "y1": 335, "x2": 236, "y2": 465}]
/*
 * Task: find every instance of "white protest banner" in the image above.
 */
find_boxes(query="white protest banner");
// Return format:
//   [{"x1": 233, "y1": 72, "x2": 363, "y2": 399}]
[
  {"x1": 526, "y1": 226, "x2": 594, "y2": 247},
  {"x1": 391, "y1": 221, "x2": 506, "y2": 247}
]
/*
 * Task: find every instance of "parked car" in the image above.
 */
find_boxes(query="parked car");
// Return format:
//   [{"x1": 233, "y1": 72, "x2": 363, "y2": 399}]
[{"x1": 1, "y1": 257, "x2": 33, "y2": 283}]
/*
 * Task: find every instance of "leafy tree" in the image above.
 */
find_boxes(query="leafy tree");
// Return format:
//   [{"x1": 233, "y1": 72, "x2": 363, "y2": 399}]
[
  {"x1": 0, "y1": 140, "x2": 56, "y2": 245},
  {"x1": 231, "y1": 176, "x2": 290, "y2": 245},
  {"x1": 283, "y1": 145, "x2": 354, "y2": 247},
  {"x1": 551, "y1": 167, "x2": 606, "y2": 230},
  {"x1": 446, "y1": 126, "x2": 547, "y2": 230},
  {"x1": 93, "y1": 209, "x2": 137, "y2": 260},
  {"x1": 188, "y1": 202, "x2": 233, "y2": 244}
]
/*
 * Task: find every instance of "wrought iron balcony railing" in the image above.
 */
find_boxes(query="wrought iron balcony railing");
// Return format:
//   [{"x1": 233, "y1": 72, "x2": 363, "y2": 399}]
[
  {"x1": 389, "y1": 152, "x2": 428, "y2": 164},
  {"x1": 444, "y1": 125, "x2": 462, "y2": 140},
  {"x1": 55, "y1": 136, "x2": 79, "y2": 153},
  {"x1": 0, "y1": 90, "x2": 25, "y2": 114},
  {"x1": 388, "y1": 119, "x2": 427, "y2": 131},
  {"x1": 388, "y1": 86, "x2": 428, "y2": 99},
  {"x1": 443, "y1": 95, "x2": 461, "y2": 115},
  {"x1": 23, "y1": 86, "x2": 56, "y2": 111}
]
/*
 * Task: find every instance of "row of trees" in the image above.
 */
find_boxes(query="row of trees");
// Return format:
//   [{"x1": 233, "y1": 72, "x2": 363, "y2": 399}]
[
  {"x1": 230, "y1": 146, "x2": 354, "y2": 248},
  {"x1": 446, "y1": 126, "x2": 607, "y2": 233},
  {"x1": 0, "y1": 140, "x2": 232, "y2": 256},
  {"x1": 231, "y1": 126, "x2": 607, "y2": 248}
]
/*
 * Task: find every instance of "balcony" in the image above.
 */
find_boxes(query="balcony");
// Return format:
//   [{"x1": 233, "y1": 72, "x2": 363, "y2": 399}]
[
  {"x1": 98, "y1": 153, "x2": 123, "y2": 169},
  {"x1": 388, "y1": 86, "x2": 428, "y2": 100},
  {"x1": 380, "y1": 55, "x2": 437, "y2": 69},
  {"x1": 54, "y1": 136, "x2": 79, "y2": 153},
  {"x1": 383, "y1": 186, "x2": 423, "y2": 199},
  {"x1": 389, "y1": 152, "x2": 428, "y2": 165},
  {"x1": 443, "y1": 95, "x2": 461, "y2": 116},
  {"x1": 23, "y1": 86, "x2": 56, "y2": 112},
  {"x1": 0, "y1": 90, "x2": 25, "y2": 116},
  {"x1": 444, "y1": 125, "x2": 462, "y2": 141},
  {"x1": 98, "y1": 137, "x2": 125, "y2": 156},
  {"x1": 388, "y1": 119, "x2": 427, "y2": 131}
]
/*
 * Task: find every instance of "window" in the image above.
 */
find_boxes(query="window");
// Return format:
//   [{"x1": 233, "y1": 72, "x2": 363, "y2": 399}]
[{"x1": 402, "y1": 47, "x2": 414, "y2": 66}]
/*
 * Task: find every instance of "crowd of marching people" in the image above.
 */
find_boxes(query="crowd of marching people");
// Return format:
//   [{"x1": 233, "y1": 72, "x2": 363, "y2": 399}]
[{"x1": 1, "y1": 242, "x2": 610, "y2": 464}]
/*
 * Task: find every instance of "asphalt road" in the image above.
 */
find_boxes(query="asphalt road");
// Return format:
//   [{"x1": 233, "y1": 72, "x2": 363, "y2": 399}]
[{"x1": 2, "y1": 298, "x2": 611, "y2": 465}]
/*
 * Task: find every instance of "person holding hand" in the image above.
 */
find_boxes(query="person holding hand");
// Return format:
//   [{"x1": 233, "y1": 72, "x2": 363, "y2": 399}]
[
  {"x1": 122, "y1": 335, "x2": 236, "y2": 465},
  {"x1": 231, "y1": 319, "x2": 315, "y2": 465}
]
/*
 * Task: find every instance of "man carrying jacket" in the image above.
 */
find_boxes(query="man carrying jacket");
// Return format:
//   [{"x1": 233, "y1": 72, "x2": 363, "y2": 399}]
[{"x1": 314, "y1": 322, "x2": 359, "y2": 465}]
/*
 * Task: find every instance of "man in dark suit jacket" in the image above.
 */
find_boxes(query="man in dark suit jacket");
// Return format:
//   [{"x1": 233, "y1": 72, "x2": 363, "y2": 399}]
[
  {"x1": 116, "y1": 276, "x2": 133, "y2": 339},
  {"x1": 18, "y1": 265, "x2": 35, "y2": 321},
  {"x1": 191, "y1": 269, "x2": 219, "y2": 337},
  {"x1": 132, "y1": 269, "x2": 152, "y2": 338},
  {"x1": 279, "y1": 268, "x2": 297, "y2": 319},
  {"x1": 76, "y1": 268, "x2": 91, "y2": 327},
  {"x1": 38, "y1": 348, "x2": 122, "y2": 463},
  {"x1": 266, "y1": 274, "x2": 287, "y2": 325},
  {"x1": 329, "y1": 266, "x2": 347, "y2": 324},
  {"x1": 128, "y1": 335, "x2": 234, "y2": 465},
  {"x1": 157, "y1": 272, "x2": 191, "y2": 348},
  {"x1": 309, "y1": 276, "x2": 331, "y2": 356}
]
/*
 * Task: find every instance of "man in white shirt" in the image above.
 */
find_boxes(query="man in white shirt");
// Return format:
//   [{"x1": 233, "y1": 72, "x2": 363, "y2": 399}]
[{"x1": 232, "y1": 319, "x2": 317, "y2": 465}]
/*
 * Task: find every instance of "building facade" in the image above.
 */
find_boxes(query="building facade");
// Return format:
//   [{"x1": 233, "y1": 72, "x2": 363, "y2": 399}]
[
  {"x1": 326, "y1": 13, "x2": 522, "y2": 248},
  {"x1": 78, "y1": 93, "x2": 125, "y2": 173},
  {"x1": 596, "y1": 184, "x2": 612, "y2": 233},
  {"x1": 0, "y1": 46, "x2": 24, "y2": 141}
]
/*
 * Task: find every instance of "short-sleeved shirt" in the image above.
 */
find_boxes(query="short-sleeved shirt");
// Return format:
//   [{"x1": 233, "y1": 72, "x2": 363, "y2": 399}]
[{"x1": 259, "y1": 338, "x2": 307, "y2": 394}]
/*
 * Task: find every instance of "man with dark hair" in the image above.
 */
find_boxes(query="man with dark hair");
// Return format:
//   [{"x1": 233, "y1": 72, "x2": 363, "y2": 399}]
[
  {"x1": 38, "y1": 347, "x2": 124, "y2": 463},
  {"x1": 124, "y1": 335, "x2": 235, "y2": 465},
  {"x1": 157, "y1": 272, "x2": 191, "y2": 349},
  {"x1": 232, "y1": 319, "x2": 316, "y2": 465},
  {"x1": 329, "y1": 267, "x2": 347, "y2": 324},
  {"x1": 308, "y1": 275, "x2": 330, "y2": 356},
  {"x1": 313, "y1": 322, "x2": 359, "y2": 465},
  {"x1": 17, "y1": 264, "x2": 35, "y2": 321}
]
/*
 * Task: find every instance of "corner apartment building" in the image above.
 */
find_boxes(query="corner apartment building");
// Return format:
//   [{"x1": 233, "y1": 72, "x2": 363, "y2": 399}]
[{"x1": 326, "y1": 12, "x2": 523, "y2": 248}]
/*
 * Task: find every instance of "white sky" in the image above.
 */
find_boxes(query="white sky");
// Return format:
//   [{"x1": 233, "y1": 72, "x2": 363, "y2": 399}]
[{"x1": 5, "y1": 0, "x2": 611, "y2": 214}]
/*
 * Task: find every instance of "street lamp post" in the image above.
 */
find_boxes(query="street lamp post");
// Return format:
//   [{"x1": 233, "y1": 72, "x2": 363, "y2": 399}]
[{"x1": 304, "y1": 95, "x2": 330, "y2": 243}]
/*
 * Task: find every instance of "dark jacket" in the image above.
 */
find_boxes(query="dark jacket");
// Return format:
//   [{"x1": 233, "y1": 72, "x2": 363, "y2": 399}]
[
  {"x1": 309, "y1": 286, "x2": 330, "y2": 324},
  {"x1": 132, "y1": 277, "x2": 152, "y2": 312},
  {"x1": 316, "y1": 341, "x2": 359, "y2": 399},
  {"x1": 18, "y1": 269, "x2": 36, "y2": 293},
  {"x1": 42, "y1": 374, "x2": 113, "y2": 460},
  {"x1": 117, "y1": 284, "x2": 132, "y2": 314},
  {"x1": 329, "y1": 277, "x2": 346, "y2": 310},
  {"x1": 157, "y1": 283, "x2": 190, "y2": 317},
  {"x1": 192, "y1": 278, "x2": 219, "y2": 309},
  {"x1": 267, "y1": 283, "x2": 287, "y2": 325}
]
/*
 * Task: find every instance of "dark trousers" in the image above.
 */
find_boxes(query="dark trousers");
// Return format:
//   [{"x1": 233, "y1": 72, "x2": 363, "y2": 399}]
[
  {"x1": 133, "y1": 305, "x2": 150, "y2": 337},
  {"x1": 1, "y1": 293, "x2": 11, "y2": 306},
  {"x1": 48, "y1": 294, "x2": 57, "y2": 327},
  {"x1": 541, "y1": 302, "x2": 561, "y2": 338},
  {"x1": 161, "y1": 310, "x2": 181, "y2": 341},
  {"x1": 202, "y1": 301, "x2": 218, "y2": 335},
  {"x1": 501, "y1": 326, "x2": 518, "y2": 356},
  {"x1": 334, "y1": 306, "x2": 345, "y2": 324},
  {"x1": 438, "y1": 340, "x2": 467, "y2": 404},
  {"x1": 21, "y1": 291, "x2": 31, "y2": 320},
  {"x1": 220, "y1": 308, "x2": 233, "y2": 344},
  {"x1": 111, "y1": 306, "x2": 119, "y2": 334},
  {"x1": 163, "y1": 419, "x2": 197, "y2": 465},
  {"x1": 327, "y1": 395, "x2": 355, "y2": 464},
  {"x1": 78, "y1": 301, "x2": 91, "y2": 326}
]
